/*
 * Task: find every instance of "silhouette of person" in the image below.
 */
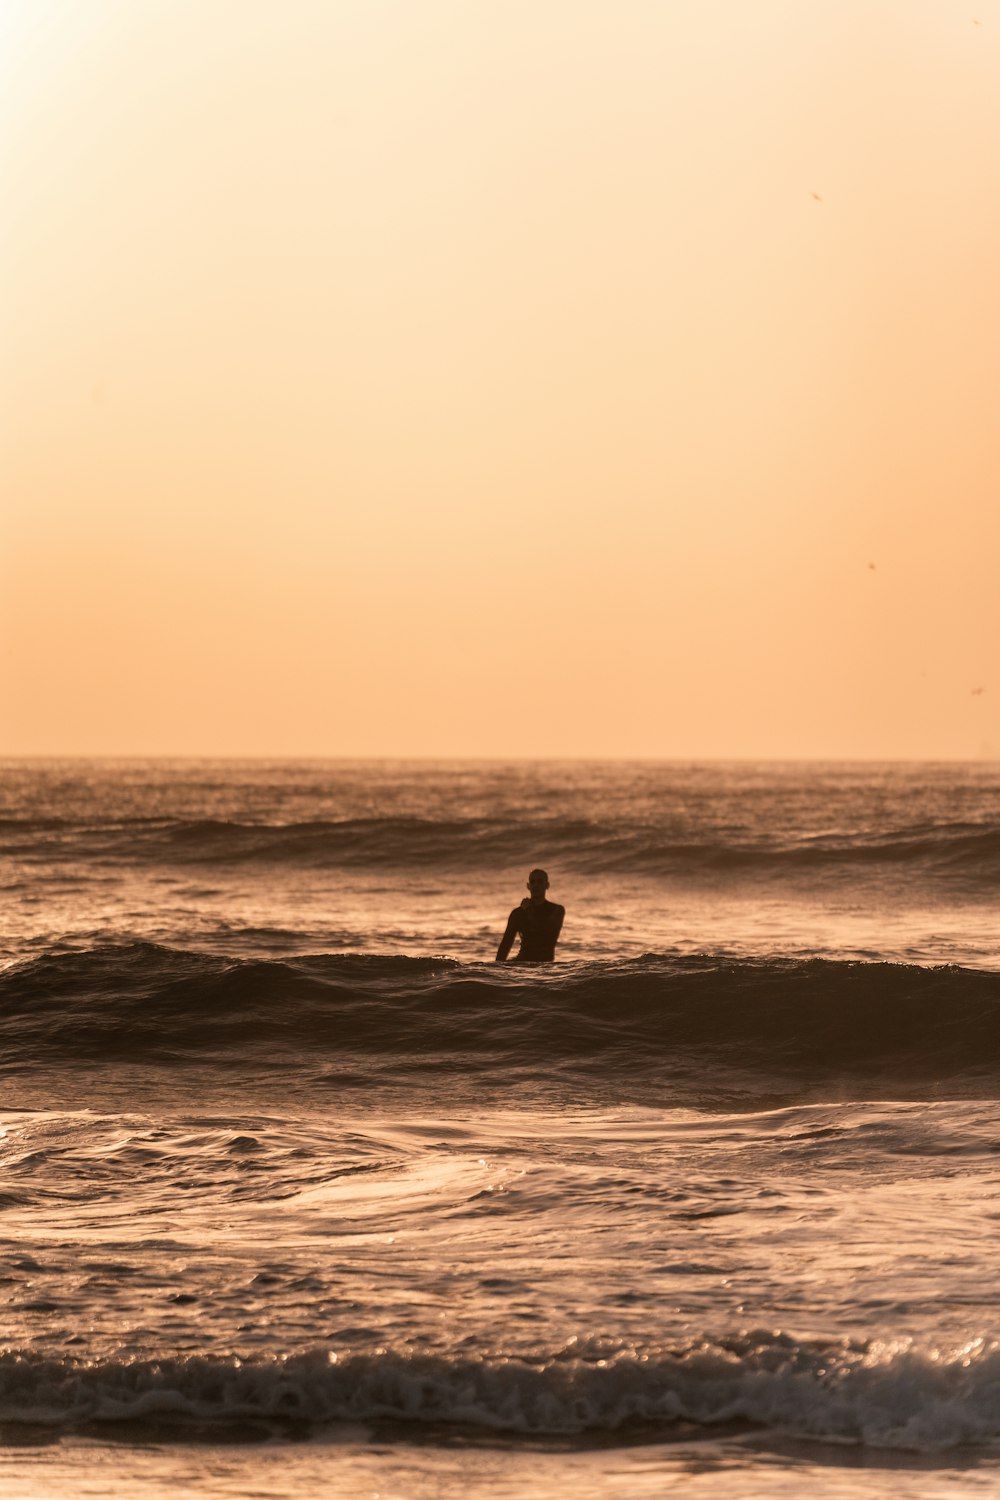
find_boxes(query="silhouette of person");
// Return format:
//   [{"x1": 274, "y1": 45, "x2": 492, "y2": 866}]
[{"x1": 495, "y1": 869, "x2": 565, "y2": 962}]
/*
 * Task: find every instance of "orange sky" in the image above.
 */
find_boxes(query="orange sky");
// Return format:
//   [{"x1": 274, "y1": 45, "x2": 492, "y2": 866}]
[{"x1": 3, "y1": 0, "x2": 999, "y2": 758}]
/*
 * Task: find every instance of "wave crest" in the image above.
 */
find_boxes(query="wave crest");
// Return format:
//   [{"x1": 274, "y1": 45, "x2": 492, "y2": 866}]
[
  {"x1": 1, "y1": 1332, "x2": 999, "y2": 1449},
  {"x1": 3, "y1": 946, "x2": 999, "y2": 1097},
  {"x1": 7, "y1": 815, "x2": 1000, "y2": 883}
]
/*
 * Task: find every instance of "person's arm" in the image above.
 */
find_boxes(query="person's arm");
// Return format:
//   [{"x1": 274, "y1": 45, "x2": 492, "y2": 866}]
[
  {"x1": 495, "y1": 908, "x2": 520, "y2": 962},
  {"x1": 551, "y1": 904, "x2": 565, "y2": 945}
]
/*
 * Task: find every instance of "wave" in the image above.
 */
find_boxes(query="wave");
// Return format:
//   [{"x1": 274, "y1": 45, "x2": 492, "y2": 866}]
[
  {"x1": 0, "y1": 1332, "x2": 998, "y2": 1449},
  {"x1": 2, "y1": 945, "x2": 999, "y2": 1096},
  {"x1": 6, "y1": 814, "x2": 1000, "y2": 883}
]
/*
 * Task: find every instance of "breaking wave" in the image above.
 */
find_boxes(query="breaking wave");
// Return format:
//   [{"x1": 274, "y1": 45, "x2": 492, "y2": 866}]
[{"x1": 0, "y1": 1332, "x2": 999, "y2": 1450}]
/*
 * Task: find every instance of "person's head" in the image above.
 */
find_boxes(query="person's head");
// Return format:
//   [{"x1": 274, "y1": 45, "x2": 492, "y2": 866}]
[{"x1": 527, "y1": 868, "x2": 549, "y2": 898}]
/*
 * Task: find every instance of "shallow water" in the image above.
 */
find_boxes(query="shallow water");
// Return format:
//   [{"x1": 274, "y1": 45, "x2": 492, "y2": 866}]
[
  {"x1": 3, "y1": 1435, "x2": 1000, "y2": 1500},
  {"x1": 2, "y1": 759, "x2": 999, "y2": 1495}
]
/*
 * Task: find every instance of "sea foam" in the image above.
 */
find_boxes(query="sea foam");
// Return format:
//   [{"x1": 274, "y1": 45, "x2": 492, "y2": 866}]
[{"x1": 0, "y1": 1334, "x2": 998, "y2": 1450}]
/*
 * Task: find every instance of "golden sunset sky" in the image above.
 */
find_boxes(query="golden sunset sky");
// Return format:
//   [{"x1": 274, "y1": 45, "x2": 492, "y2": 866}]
[{"x1": 3, "y1": 0, "x2": 998, "y2": 758}]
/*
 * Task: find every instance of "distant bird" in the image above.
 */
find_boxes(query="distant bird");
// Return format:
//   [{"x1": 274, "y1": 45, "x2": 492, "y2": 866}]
[
  {"x1": 811, "y1": 192, "x2": 823, "y2": 202},
  {"x1": 972, "y1": 686, "x2": 986, "y2": 696},
  {"x1": 973, "y1": 18, "x2": 981, "y2": 24},
  {"x1": 868, "y1": 562, "x2": 876, "y2": 570}
]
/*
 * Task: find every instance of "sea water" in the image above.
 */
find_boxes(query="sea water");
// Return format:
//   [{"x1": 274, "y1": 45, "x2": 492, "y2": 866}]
[{"x1": 1, "y1": 759, "x2": 1000, "y2": 1498}]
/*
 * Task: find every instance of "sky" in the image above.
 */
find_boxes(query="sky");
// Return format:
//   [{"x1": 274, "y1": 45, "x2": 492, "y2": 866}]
[{"x1": 2, "y1": 0, "x2": 999, "y2": 759}]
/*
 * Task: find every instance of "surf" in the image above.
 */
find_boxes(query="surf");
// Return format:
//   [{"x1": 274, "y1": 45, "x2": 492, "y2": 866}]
[{"x1": 3, "y1": 945, "x2": 999, "y2": 1102}]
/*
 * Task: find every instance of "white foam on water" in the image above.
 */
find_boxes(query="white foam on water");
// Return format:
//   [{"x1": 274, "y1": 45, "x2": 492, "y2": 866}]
[{"x1": 1, "y1": 1335, "x2": 1000, "y2": 1451}]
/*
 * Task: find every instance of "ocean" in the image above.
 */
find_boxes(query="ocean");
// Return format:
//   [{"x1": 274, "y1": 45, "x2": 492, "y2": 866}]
[{"x1": 2, "y1": 758, "x2": 1000, "y2": 1498}]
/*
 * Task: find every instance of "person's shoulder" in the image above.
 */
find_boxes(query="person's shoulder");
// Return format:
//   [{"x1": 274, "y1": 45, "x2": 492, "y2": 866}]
[{"x1": 550, "y1": 902, "x2": 565, "y2": 916}]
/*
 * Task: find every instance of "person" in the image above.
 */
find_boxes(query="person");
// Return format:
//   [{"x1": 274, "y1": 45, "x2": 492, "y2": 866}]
[{"x1": 495, "y1": 869, "x2": 565, "y2": 962}]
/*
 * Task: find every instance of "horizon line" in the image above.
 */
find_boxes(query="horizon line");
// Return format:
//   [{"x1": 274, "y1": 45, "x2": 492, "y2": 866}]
[{"x1": 2, "y1": 751, "x2": 999, "y2": 766}]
